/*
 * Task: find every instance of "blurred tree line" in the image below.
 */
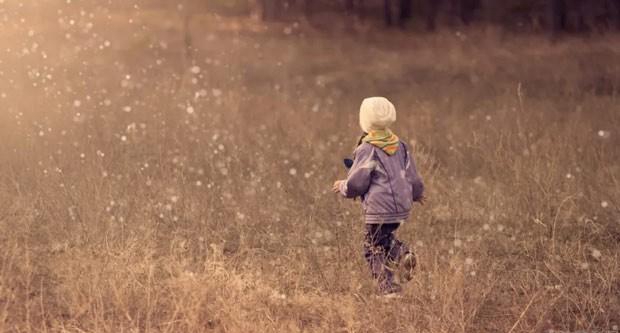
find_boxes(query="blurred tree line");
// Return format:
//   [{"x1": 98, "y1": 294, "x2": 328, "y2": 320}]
[{"x1": 201, "y1": 0, "x2": 620, "y2": 33}]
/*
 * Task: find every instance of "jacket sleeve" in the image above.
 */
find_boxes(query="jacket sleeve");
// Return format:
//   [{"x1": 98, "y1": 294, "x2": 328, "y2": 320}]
[
  {"x1": 339, "y1": 145, "x2": 374, "y2": 198},
  {"x1": 404, "y1": 145, "x2": 425, "y2": 202}
]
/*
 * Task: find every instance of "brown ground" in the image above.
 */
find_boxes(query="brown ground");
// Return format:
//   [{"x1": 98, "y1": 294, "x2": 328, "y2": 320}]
[{"x1": 1, "y1": 2, "x2": 619, "y2": 332}]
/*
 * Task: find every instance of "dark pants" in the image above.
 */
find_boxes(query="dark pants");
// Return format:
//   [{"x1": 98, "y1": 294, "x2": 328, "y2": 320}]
[{"x1": 364, "y1": 223, "x2": 410, "y2": 292}]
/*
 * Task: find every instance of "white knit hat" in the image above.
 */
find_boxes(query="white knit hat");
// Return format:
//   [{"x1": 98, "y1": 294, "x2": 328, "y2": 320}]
[{"x1": 359, "y1": 97, "x2": 396, "y2": 133}]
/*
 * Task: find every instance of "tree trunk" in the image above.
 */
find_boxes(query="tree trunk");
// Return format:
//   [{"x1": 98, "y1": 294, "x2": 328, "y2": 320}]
[
  {"x1": 574, "y1": 0, "x2": 590, "y2": 32},
  {"x1": 550, "y1": 0, "x2": 567, "y2": 33},
  {"x1": 459, "y1": 0, "x2": 478, "y2": 25},
  {"x1": 615, "y1": 0, "x2": 620, "y2": 30},
  {"x1": 426, "y1": 0, "x2": 441, "y2": 31},
  {"x1": 261, "y1": 0, "x2": 282, "y2": 21},
  {"x1": 345, "y1": 0, "x2": 355, "y2": 14},
  {"x1": 303, "y1": 0, "x2": 312, "y2": 18},
  {"x1": 399, "y1": 0, "x2": 413, "y2": 24},
  {"x1": 384, "y1": 0, "x2": 394, "y2": 26}
]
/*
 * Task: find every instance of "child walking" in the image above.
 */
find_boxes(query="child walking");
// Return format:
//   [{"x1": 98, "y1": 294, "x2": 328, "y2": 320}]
[{"x1": 332, "y1": 97, "x2": 425, "y2": 296}]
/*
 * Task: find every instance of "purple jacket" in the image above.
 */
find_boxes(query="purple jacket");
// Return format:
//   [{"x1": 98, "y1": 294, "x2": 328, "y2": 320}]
[{"x1": 339, "y1": 141, "x2": 424, "y2": 224}]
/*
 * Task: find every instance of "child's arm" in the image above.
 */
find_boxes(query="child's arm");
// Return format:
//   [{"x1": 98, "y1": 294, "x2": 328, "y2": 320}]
[
  {"x1": 405, "y1": 146, "x2": 425, "y2": 203},
  {"x1": 337, "y1": 145, "x2": 374, "y2": 199}
]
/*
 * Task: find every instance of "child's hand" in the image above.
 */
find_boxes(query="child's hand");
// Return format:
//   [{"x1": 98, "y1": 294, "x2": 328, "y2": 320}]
[
  {"x1": 332, "y1": 180, "x2": 344, "y2": 193},
  {"x1": 418, "y1": 195, "x2": 427, "y2": 205}
]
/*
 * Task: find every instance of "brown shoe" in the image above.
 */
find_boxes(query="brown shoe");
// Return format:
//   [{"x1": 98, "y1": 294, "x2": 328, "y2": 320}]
[{"x1": 400, "y1": 252, "x2": 416, "y2": 282}]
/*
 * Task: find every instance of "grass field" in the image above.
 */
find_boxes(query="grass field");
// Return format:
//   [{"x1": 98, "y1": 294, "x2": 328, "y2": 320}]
[{"x1": 1, "y1": 2, "x2": 619, "y2": 332}]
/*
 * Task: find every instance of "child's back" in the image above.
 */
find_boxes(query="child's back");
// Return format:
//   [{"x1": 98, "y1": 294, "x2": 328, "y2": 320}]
[{"x1": 343, "y1": 138, "x2": 424, "y2": 224}]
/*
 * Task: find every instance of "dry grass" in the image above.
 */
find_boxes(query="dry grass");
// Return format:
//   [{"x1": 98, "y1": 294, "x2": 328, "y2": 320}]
[{"x1": 1, "y1": 1, "x2": 619, "y2": 332}]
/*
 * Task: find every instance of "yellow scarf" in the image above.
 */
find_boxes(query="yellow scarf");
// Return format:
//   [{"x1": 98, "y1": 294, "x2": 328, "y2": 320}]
[{"x1": 362, "y1": 129, "x2": 400, "y2": 155}]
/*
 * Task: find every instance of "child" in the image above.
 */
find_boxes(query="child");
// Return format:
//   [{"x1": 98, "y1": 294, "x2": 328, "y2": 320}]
[{"x1": 332, "y1": 96, "x2": 425, "y2": 296}]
